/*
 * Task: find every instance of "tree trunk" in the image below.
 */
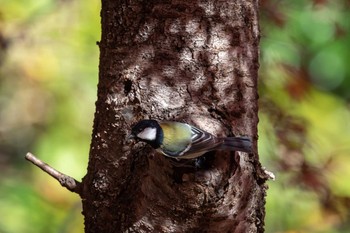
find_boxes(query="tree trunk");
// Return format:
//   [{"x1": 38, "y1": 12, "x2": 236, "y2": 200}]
[{"x1": 81, "y1": 0, "x2": 267, "y2": 232}]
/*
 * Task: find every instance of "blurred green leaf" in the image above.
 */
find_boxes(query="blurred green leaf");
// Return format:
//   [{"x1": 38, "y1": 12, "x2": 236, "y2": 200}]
[{"x1": 0, "y1": 0, "x2": 99, "y2": 232}]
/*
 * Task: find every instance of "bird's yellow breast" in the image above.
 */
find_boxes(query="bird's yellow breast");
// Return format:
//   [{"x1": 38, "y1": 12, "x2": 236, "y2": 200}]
[{"x1": 159, "y1": 122, "x2": 192, "y2": 155}]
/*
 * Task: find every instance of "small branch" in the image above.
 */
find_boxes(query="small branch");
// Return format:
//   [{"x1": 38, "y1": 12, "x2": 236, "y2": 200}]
[{"x1": 25, "y1": 152, "x2": 82, "y2": 195}]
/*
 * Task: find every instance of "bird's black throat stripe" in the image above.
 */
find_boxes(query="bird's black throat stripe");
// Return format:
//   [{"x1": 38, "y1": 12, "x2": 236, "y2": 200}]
[{"x1": 149, "y1": 122, "x2": 163, "y2": 149}]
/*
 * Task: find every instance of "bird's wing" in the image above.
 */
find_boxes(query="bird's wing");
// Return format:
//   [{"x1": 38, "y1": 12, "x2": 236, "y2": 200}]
[
  {"x1": 159, "y1": 122, "x2": 223, "y2": 159},
  {"x1": 181, "y1": 125, "x2": 224, "y2": 157}
]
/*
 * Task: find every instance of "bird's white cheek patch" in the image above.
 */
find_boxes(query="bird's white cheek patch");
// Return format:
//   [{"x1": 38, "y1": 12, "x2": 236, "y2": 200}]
[{"x1": 137, "y1": 128, "x2": 157, "y2": 141}]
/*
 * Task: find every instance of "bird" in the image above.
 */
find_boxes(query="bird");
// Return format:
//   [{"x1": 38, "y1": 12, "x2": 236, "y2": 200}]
[{"x1": 127, "y1": 119, "x2": 252, "y2": 160}]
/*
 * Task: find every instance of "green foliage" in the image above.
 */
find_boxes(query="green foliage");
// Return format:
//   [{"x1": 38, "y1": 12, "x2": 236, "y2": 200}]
[
  {"x1": 260, "y1": 1, "x2": 350, "y2": 232},
  {"x1": 0, "y1": 0, "x2": 100, "y2": 232}
]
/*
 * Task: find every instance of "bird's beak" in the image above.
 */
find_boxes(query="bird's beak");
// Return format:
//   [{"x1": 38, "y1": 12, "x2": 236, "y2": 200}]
[{"x1": 126, "y1": 133, "x2": 135, "y2": 141}]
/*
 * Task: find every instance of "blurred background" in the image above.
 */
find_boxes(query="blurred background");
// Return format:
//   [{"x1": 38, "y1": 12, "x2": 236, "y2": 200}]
[
  {"x1": 0, "y1": 0, "x2": 99, "y2": 232},
  {"x1": 0, "y1": 0, "x2": 349, "y2": 233}
]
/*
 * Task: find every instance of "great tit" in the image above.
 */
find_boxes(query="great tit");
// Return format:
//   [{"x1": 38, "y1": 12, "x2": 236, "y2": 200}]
[{"x1": 128, "y1": 119, "x2": 252, "y2": 159}]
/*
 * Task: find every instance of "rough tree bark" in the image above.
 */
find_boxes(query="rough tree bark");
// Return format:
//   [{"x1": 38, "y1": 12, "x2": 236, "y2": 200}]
[{"x1": 81, "y1": 0, "x2": 268, "y2": 232}]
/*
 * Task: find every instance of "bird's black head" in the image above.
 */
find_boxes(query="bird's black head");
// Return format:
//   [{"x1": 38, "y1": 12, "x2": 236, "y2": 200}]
[{"x1": 128, "y1": 119, "x2": 163, "y2": 148}]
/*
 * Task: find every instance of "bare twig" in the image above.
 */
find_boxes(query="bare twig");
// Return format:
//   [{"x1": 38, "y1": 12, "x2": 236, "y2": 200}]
[{"x1": 25, "y1": 152, "x2": 82, "y2": 195}]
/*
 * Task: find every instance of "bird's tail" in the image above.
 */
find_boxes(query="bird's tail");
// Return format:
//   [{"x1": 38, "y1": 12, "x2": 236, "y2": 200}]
[{"x1": 221, "y1": 136, "x2": 253, "y2": 153}]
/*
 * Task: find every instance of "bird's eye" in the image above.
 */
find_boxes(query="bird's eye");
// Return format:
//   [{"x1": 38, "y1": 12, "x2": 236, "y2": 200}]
[{"x1": 137, "y1": 128, "x2": 144, "y2": 133}]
